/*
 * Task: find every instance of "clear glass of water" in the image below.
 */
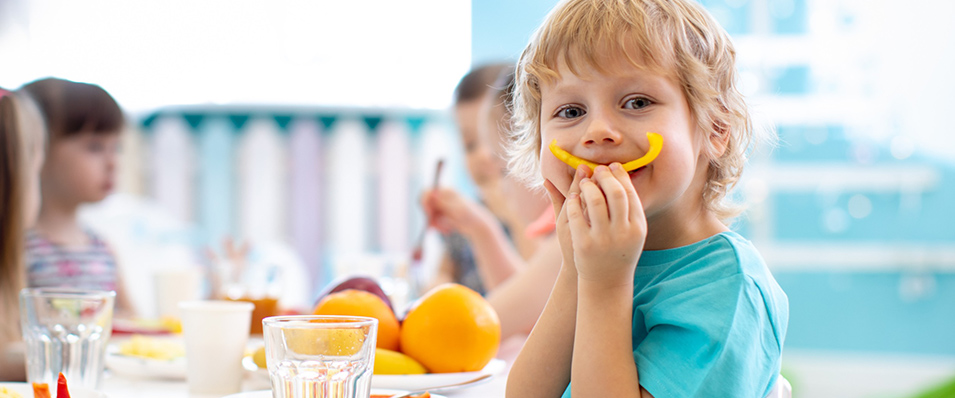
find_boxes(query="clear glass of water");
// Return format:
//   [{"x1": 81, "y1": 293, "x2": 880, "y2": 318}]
[
  {"x1": 19, "y1": 288, "x2": 115, "y2": 389},
  {"x1": 263, "y1": 315, "x2": 378, "y2": 398}
]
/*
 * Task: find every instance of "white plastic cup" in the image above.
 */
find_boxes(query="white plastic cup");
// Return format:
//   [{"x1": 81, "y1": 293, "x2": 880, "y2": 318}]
[
  {"x1": 178, "y1": 300, "x2": 254, "y2": 396},
  {"x1": 155, "y1": 268, "x2": 202, "y2": 319}
]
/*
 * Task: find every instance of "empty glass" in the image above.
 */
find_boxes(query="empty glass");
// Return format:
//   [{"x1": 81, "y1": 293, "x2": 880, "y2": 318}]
[{"x1": 19, "y1": 288, "x2": 115, "y2": 389}]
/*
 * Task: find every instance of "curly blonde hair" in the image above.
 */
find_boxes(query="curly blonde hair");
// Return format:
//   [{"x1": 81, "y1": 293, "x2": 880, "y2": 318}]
[{"x1": 509, "y1": 0, "x2": 761, "y2": 221}]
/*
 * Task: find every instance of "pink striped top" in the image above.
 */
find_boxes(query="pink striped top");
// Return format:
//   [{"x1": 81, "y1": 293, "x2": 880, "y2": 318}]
[{"x1": 25, "y1": 229, "x2": 120, "y2": 292}]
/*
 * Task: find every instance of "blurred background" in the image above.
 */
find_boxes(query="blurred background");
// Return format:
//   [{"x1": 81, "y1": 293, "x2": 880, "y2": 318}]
[{"x1": 2, "y1": 0, "x2": 954, "y2": 396}]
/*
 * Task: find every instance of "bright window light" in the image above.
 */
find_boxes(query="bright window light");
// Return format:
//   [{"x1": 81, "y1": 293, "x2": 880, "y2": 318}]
[{"x1": 0, "y1": 0, "x2": 472, "y2": 112}]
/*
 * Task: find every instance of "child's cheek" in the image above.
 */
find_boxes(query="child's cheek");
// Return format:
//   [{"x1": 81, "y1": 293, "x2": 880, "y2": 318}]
[{"x1": 540, "y1": 152, "x2": 572, "y2": 196}]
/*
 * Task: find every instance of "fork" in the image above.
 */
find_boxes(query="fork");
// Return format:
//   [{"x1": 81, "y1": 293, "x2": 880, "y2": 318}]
[{"x1": 387, "y1": 373, "x2": 494, "y2": 398}]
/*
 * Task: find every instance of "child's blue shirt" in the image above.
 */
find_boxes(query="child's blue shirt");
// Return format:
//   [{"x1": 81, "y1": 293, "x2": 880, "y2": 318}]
[{"x1": 560, "y1": 231, "x2": 788, "y2": 398}]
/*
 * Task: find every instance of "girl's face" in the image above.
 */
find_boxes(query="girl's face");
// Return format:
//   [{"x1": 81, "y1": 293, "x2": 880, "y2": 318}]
[
  {"x1": 538, "y1": 55, "x2": 716, "y2": 225},
  {"x1": 478, "y1": 95, "x2": 548, "y2": 222},
  {"x1": 455, "y1": 97, "x2": 496, "y2": 189},
  {"x1": 42, "y1": 131, "x2": 119, "y2": 205}
]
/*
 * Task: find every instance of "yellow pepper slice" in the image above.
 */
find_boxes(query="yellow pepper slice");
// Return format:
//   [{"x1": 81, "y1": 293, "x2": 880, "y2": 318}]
[{"x1": 549, "y1": 132, "x2": 664, "y2": 172}]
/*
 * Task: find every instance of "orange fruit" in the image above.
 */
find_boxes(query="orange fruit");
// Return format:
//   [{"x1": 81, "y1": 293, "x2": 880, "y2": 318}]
[
  {"x1": 399, "y1": 283, "x2": 500, "y2": 373},
  {"x1": 313, "y1": 289, "x2": 401, "y2": 351}
]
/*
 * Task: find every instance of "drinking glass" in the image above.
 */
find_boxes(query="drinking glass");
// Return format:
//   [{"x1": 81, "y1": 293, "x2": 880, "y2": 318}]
[
  {"x1": 19, "y1": 288, "x2": 115, "y2": 389},
  {"x1": 263, "y1": 316, "x2": 378, "y2": 398}
]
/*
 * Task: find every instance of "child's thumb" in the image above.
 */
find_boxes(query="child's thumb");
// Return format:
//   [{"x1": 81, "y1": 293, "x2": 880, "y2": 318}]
[{"x1": 543, "y1": 179, "x2": 565, "y2": 215}]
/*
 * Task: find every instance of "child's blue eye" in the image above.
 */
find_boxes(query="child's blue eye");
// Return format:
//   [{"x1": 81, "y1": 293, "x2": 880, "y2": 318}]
[
  {"x1": 557, "y1": 106, "x2": 585, "y2": 119},
  {"x1": 625, "y1": 98, "x2": 652, "y2": 109}
]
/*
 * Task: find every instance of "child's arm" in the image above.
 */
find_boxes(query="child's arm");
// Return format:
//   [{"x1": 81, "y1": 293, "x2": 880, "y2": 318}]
[
  {"x1": 487, "y1": 234, "x2": 562, "y2": 339},
  {"x1": 113, "y1": 262, "x2": 136, "y2": 318},
  {"x1": 422, "y1": 188, "x2": 523, "y2": 289},
  {"x1": 479, "y1": 178, "x2": 540, "y2": 260},
  {"x1": 0, "y1": 340, "x2": 26, "y2": 381},
  {"x1": 506, "y1": 168, "x2": 587, "y2": 398},
  {"x1": 569, "y1": 164, "x2": 649, "y2": 397}
]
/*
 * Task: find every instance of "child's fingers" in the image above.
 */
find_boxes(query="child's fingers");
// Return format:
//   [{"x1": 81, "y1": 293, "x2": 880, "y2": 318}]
[
  {"x1": 595, "y1": 165, "x2": 629, "y2": 225},
  {"x1": 610, "y1": 163, "x2": 642, "y2": 227},
  {"x1": 565, "y1": 192, "x2": 589, "y2": 235},
  {"x1": 579, "y1": 176, "x2": 609, "y2": 229},
  {"x1": 568, "y1": 165, "x2": 591, "y2": 197},
  {"x1": 542, "y1": 179, "x2": 565, "y2": 216}
]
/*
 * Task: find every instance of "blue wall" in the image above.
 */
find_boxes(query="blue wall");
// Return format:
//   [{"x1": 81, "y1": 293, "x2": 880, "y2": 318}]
[
  {"x1": 471, "y1": 0, "x2": 955, "y2": 359},
  {"x1": 471, "y1": 0, "x2": 554, "y2": 65}
]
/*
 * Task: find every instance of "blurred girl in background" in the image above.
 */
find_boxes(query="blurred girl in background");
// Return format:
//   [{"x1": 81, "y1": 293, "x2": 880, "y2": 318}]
[{"x1": 20, "y1": 78, "x2": 135, "y2": 317}]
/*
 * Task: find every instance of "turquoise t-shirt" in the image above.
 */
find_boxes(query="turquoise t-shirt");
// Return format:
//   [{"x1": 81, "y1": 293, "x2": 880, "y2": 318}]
[{"x1": 560, "y1": 231, "x2": 788, "y2": 398}]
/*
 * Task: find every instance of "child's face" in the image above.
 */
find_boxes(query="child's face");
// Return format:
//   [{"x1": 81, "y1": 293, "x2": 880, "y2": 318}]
[
  {"x1": 455, "y1": 97, "x2": 497, "y2": 190},
  {"x1": 42, "y1": 131, "x2": 119, "y2": 204},
  {"x1": 539, "y1": 55, "x2": 712, "y2": 222},
  {"x1": 477, "y1": 93, "x2": 550, "y2": 222}
]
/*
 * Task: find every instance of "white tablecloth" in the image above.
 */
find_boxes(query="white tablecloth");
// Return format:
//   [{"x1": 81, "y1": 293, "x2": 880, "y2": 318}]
[
  {"x1": 100, "y1": 372, "x2": 507, "y2": 398},
  {"x1": 100, "y1": 335, "x2": 524, "y2": 398}
]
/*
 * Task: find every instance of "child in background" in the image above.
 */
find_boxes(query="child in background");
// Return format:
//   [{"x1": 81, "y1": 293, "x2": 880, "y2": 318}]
[
  {"x1": 0, "y1": 89, "x2": 47, "y2": 381},
  {"x1": 425, "y1": 62, "x2": 521, "y2": 294},
  {"x1": 505, "y1": 1, "x2": 788, "y2": 397},
  {"x1": 425, "y1": 67, "x2": 563, "y2": 340},
  {"x1": 21, "y1": 78, "x2": 135, "y2": 317}
]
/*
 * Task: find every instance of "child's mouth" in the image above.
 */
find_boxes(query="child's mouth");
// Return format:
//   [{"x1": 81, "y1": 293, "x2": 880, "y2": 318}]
[{"x1": 549, "y1": 132, "x2": 663, "y2": 173}]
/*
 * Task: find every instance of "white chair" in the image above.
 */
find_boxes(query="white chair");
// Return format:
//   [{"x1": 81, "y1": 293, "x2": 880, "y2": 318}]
[{"x1": 765, "y1": 375, "x2": 793, "y2": 398}]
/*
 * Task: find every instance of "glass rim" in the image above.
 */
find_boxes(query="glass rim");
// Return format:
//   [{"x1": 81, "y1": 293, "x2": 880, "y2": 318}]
[
  {"x1": 19, "y1": 287, "x2": 116, "y2": 299},
  {"x1": 262, "y1": 315, "x2": 378, "y2": 328}
]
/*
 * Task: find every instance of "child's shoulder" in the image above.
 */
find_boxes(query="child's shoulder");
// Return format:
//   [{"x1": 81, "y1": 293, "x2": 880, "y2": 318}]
[
  {"x1": 648, "y1": 231, "x2": 764, "y2": 276},
  {"x1": 642, "y1": 231, "x2": 783, "y2": 304}
]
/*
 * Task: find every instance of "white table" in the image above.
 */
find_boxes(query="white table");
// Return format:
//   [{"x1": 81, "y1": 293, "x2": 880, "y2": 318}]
[
  {"x1": 101, "y1": 369, "x2": 507, "y2": 398},
  {"x1": 100, "y1": 334, "x2": 522, "y2": 398},
  {"x1": 100, "y1": 337, "x2": 523, "y2": 398}
]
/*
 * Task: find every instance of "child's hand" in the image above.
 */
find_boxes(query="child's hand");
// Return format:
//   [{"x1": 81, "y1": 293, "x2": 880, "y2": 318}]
[
  {"x1": 543, "y1": 165, "x2": 592, "y2": 274},
  {"x1": 566, "y1": 163, "x2": 647, "y2": 286},
  {"x1": 421, "y1": 187, "x2": 497, "y2": 238}
]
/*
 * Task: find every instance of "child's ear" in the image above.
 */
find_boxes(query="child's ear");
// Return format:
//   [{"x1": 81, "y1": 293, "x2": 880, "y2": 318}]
[{"x1": 707, "y1": 120, "x2": 730, "y2": 159}]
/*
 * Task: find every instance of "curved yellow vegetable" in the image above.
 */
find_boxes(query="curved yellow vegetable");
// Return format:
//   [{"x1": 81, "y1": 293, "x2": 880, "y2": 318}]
[{"x1": 549, "y1": 132, "x2": 663, "y2": 172}]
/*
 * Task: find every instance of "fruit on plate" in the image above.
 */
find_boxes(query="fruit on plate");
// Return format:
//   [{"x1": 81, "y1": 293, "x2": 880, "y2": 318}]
[
  {"x1": 400, "y1": 283, "x2": 500, "y2": 373},
  {"x1": 56, "y1": 373, "x2": 71, "y2": 398},
  {"x1": 549, "y1": 131, "x2": 663, "y2": 172},
  {"x1": 252, "y1": 346, "x2": 267, "y2": 369},
  {"x1": 313, "y1": 289, "x2": 401, "y2": 351},
  {"x1": 315, "y1": 276, "x2": 393, "y2": 310},
  {"x1": 32, "y1": 382, "x2": 50, "y2": 398},
  {"x1": 117, "y1": 334, "x2": 185, "y2": 360},
  {"x1": 373, "y1": 348, "x2": 427, "y2": 375}
]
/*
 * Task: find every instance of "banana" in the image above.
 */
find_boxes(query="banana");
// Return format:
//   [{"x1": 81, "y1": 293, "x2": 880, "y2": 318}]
[
  {"x1": 374, "y1": 348, "x2": 428, "y2": 375},
  {"x1": 549, "y1": 132, "x2": 663, "y2": 172}
]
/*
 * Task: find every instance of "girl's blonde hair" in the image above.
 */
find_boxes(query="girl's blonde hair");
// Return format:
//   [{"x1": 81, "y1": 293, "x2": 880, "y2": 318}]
[
  {"x1": 509, "y1": 0, "x2": 760, "y2": 220},
  {"x1": 0, "y1": 92, "x2": 29, "y2": 344},
  {"x1": 0, "y1": 91, "x2": 44, "y2": 347}
]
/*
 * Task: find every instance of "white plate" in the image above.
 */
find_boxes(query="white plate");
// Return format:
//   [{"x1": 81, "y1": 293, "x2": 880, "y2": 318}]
[
  {"x1": 104, "y1": 336, "x2": 188, "y2": 380},
  {"x1": 104, "y1": 350, "x2": 187, "y2": 380},
  {"x1": 222, "y1": 388, "x2": 446, "y2": 398},
  {"x1": 371, "y1": 359, "x2": 506, "y2": 391},
  {"x1": 0, "y1": 382, "x2": 107, "y2": 398}
]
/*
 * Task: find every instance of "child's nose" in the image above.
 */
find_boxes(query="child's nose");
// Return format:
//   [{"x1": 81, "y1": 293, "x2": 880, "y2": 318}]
[{"x1": 580, "y1": 113, "x2": 623, "y2": 147}]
